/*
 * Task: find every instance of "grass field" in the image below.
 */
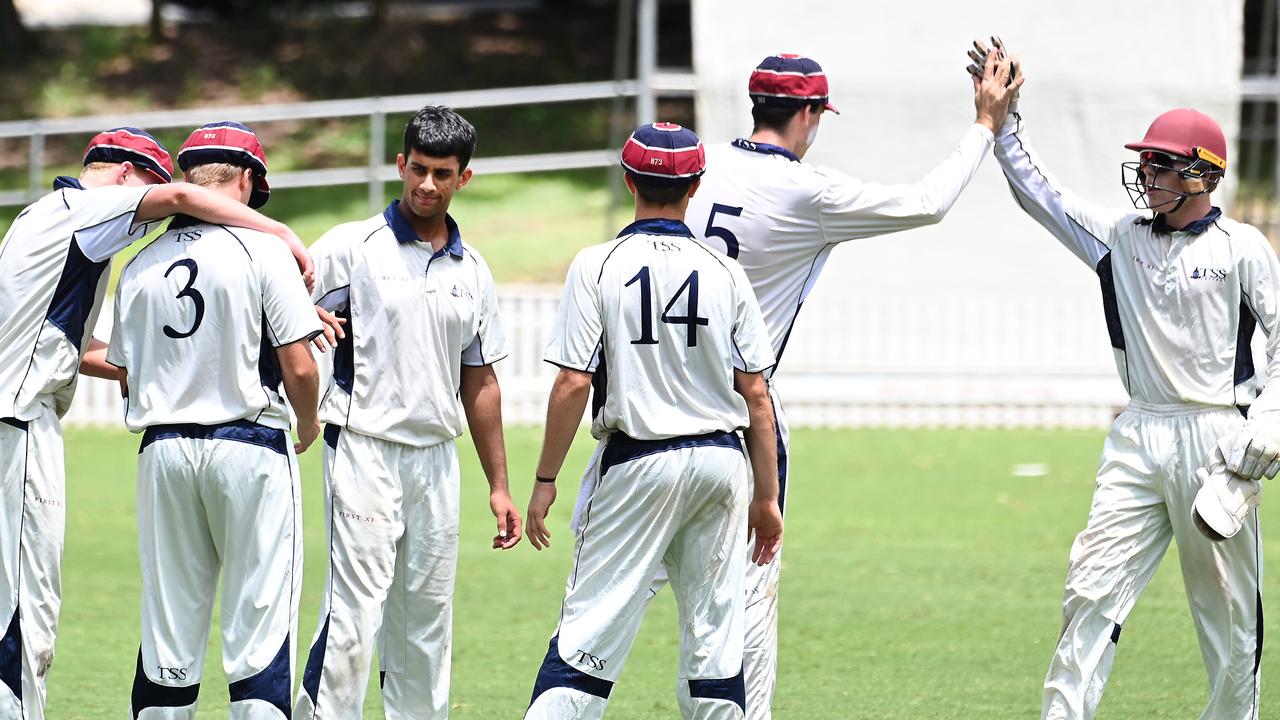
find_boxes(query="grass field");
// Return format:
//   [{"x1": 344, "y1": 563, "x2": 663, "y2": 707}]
[{"x1": 43, "y1": 426, "x2": 1280, "y2": 718}]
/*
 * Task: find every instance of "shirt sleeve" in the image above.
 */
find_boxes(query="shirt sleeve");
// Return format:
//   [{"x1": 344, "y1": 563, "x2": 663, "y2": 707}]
[
  {"x1": 258, "y1": 238, "x2": 324, "y2": 347},
  {"x1": 104, "y1": 284, "x2": 128, "y2": 369},
  {"x1": 310, "y1": 225, "x2": 354, "y2": 311},
  {"x1": 69, "y1": 185, "x2": 161, "y2": 263},
  {"x1": 816, "y1": 122, "x2": 993, "y2": 243},
  {"x1": 728, "y1": 262, "x2": 775, "y2": 373},
  {"x1": 461, "y1": 255, "x2": 508, "y2": 367},
  {"x1": 1236, "y1": 226, "x2": 1280, "y2": 422},
  {"x1": 543, "y1": 249, "x2": 604, "y2": 371},
  {"x1": 994, "y1": 112, "x2": 1138, "y2": 269}
]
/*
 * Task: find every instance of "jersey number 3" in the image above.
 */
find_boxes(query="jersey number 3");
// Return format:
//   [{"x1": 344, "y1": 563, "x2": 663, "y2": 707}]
[
  {"x1": 162, "y1": 259, "x2": 205, "y2": 339},
  {"x1": 625, "y1": 267, "x2": 709, "y2": 347}
]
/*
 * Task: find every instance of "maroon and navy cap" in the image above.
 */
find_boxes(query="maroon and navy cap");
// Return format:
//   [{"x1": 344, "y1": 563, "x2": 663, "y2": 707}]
[
  {"x1": 177, "y1": 121, "x2": 271, "y2": 208},
  {"x1": 621, "y1": 123, "x2": 706, "y2": 186},
  {"x1": 748, "y1": 54, "x2": 839, "y2": 114},
  {"x1": 82, "y1": 127, "x2": 174, "y2": 183}
]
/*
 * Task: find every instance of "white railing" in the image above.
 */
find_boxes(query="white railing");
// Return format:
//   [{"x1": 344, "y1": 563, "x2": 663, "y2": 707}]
[
  {"x1": 0, "y1": 75, "x2": 698, "y2": 211},
  {"x1": 63, "y1": 286, "x2": 1131, "y2": 430}
]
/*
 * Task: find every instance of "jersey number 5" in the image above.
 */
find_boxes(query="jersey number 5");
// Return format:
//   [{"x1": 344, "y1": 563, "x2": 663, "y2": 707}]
[
  {"x1": 704, "y1": 203, "x2": 743, "y2": 259},
  {"x1": 625, "y1": 266, "x2": 710, "y2": 347},
  {"x1": 162, "y1": 259, "x2": 205, "y2": 339}
]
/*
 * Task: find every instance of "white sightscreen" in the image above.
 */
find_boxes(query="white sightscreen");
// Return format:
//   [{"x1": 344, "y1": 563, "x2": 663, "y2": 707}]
[{"x1": 691, "y1": 0, "x2": 1245, "y2": 426}]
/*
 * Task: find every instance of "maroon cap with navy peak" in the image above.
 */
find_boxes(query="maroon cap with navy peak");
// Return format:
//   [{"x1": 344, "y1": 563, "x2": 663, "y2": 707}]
[
  {"x1": 621, "y1": 123, "x2": 706, "y2": 186},
  {"x1": 177, "y1": 121, "x2": 272, "y2": 208},
  {"x1": 82, "y1": 127, "x2": 174, "y2": 183},
  {"x1": 749, "y1": 54, "x2": 839, "y2": 114}
]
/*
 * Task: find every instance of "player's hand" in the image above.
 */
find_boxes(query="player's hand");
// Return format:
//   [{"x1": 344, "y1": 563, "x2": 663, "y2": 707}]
[
  {"x1": 527, "y1": 481, "x2": 557, "y2": 551},
  {"x1": 490, "y1": 489, "x2": 523, "y2": 550},
  {"x1": 294, "y1": 419, "x2": 321, "y2": 454},
  {"x1": 970, "y1": 38, "x2": 1024, "y2": 133},
  {"x1": 277, "y1": 226, "x2": 316, "y2": 292},
  {"x1": 1222, "y1": 423, "x2": 1280, "y2": 481},
  {"x1": 312, "y1": 305, "x2": 347, "y2": 353},
  {"x1": 748, "y1": 499, "x2": 783, "y2": 566}
]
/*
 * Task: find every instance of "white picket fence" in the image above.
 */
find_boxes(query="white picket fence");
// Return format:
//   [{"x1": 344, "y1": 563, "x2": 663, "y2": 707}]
[{"x1": 62, "y1": 285, "x2": 1135, "y2": 430}]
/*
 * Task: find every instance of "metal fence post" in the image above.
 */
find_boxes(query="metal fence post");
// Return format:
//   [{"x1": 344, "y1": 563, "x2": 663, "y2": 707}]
[
  {"x1": 369, "y1": 109, "x2": 387, "y2": 214},
  {"x1": 28, "y1": 131, "x2": 45, "y2": 200},
  {"x1": 636, "y1": 0, "x2": 657, "y2": 125}
]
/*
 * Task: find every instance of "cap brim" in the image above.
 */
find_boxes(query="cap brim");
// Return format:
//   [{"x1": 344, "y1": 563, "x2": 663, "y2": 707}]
[
  {"x1": 249, "y1": 174, "x2": 270, "y2": 209},
  {"x1": 824, "y1": 102, "x2": 839, "y2": 114},
  {"x1": 1124, "y1": 140, "x2": 1190, "y2": 158}
]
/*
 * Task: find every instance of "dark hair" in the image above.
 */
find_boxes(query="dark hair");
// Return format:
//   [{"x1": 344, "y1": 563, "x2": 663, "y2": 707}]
[
  {"x1": 628, "y1": 172, "x2": 695, "y2": 205},
  {"x1": 403, "y1": 106, "x2": 477, "y2": 170},
  {"x1": 750, "y1": 100, "x2": 824, "y2": 133}
]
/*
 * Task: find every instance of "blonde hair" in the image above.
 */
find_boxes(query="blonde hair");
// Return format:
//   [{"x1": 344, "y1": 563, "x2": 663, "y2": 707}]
[{"x1": 184, "y1": 162, "x2": 244, "y2": 188}]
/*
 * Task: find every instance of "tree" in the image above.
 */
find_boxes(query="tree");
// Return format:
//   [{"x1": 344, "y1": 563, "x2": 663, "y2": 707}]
[{"x1": 0, "y1": 0, "x2": 31, "y2": 67}]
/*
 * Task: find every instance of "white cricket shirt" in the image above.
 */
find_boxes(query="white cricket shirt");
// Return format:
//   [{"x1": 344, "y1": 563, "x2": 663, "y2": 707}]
[
  {"x1": 107, "y1": 216, "x2": 323, "y2": 432},
  {"x1": 545, "y1": 218, "x2": 774, "y2": 440},
  {"x1": 684, "y1": 124, "x2": 994, "y2": 374},
  {"x1": 312, "y1": 201, "x2": 507, "y2": 448},
  {"x1": 0, "y1": 179, "x2": 158, "y2": 420},
  {"x1": 995, "y1": 113, "x2": 1280, "y2": 415}
]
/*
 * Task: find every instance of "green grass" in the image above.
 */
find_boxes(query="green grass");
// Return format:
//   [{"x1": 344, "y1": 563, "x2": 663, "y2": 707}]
[{"x1": 46, "y1": 426, "x2": 1280, "y2": 718}]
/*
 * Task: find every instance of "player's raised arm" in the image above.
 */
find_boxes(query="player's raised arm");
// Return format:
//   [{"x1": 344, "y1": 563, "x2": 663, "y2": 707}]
[{"x1": 816, "y1": 52, "x2": 1019, "y2": 241}]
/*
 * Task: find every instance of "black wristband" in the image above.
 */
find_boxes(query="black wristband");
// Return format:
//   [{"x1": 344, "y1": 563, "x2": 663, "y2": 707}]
[{"x1": 536, "y1": 475, "x2": 557, "y2": 484}]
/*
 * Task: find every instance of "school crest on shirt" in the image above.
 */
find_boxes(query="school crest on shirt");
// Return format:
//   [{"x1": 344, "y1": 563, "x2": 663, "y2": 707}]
[{"x1": 450, "y1": 284, "x2": 474, "y2": 300}]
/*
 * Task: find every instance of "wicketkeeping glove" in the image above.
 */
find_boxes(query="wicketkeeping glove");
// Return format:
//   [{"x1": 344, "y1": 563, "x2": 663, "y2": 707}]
[
  {"x1": 965, "y1": 35, "x2": 1019, "y2": 113},
  {"x1": 1219, "y1": 422, "x2": 1280, "y2": 481},
  {"x1": 1192, "y1": 455, "x2": 1261, "y2": 542}
]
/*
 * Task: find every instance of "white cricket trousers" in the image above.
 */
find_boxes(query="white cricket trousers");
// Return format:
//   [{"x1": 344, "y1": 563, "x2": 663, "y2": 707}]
[
  {"x1": 0, "y1": 406, "x2": 64, "y2": 720},
  {"x1": 1043, "y1": 401, "x2": 1261, "y2": 720},
  {"x1": 295, "y1": 425, "x2": 460, "y2": 720},
  {"x1": 527, "y1": 430, "x2": 750, "y2": 720},
  {"x1": 569, "y1": 386, "x2": 790, "y2": 720},
  {"x1": 129, "y1": 421, "x2": 303, "y2": 719}
]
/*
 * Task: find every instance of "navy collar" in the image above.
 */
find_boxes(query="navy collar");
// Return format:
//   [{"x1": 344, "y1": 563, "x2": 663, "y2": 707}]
[
  {"x1": 383, "y1": 200, "x2": 464, "y2": 257},
  {"x1": 53, "y1": 176, "x2": 84, "y2": 191},
  {"x1": 1137, "y1": 206, "x2": 1222, "y2": 236},
  {"x1": 616, "y1": 218, "x2": 695, "y2": 238},
  {"x1": 731, "y1": 138, "x2": 800, "y2": 163}
]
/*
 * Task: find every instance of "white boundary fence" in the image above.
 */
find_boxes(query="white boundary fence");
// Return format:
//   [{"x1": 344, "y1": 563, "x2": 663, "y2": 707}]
[{"x1": 63, "y1": 286, "x2": 1133, "y2": 430}]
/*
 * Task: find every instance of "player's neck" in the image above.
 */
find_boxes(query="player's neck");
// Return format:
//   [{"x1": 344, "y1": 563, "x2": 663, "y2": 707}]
[
  {"x1": 1161, "y1": 195, "x2": 1214, "y2": 231},
  {"x1": 748, "y1": 128, "x2": 802, "y2": 158},
  {"x1": 397, "y1": 200, "x2": 451, "y2": 252},
  {"x1": 634, "y1": 200, "x2": 689, "y2": 223}
]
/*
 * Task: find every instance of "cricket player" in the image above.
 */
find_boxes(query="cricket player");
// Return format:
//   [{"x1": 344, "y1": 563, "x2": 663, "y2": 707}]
[
  {"x1": 106, "y1": 121, "x2": 323, "y2": 719},
  {"x1": 295, "y1": 105, "x2": 521, "y2": 720},
  {"x1": 984, "y1": 46, "x2": 1275, "y2": 719},
  {"x1": 523, "y1": 122, "x2": 783, "y2": 720},
  {"x1": 565, "y1": 52, "x2": 1021, "y2": 718},
  {"x1": 0, "y1": 127, "x2": 315, "y2": 720}
]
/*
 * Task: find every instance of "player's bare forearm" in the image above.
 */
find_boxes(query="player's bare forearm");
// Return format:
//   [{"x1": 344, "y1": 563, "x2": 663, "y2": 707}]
[
  {"x1": 136, "y1": 183, "x2": 315, "y2": 283},
  {"x1": 276, "y1": 340, "x2": 321, "y2": 452},
  {"x1": 460, "y1": 364, "x2": 510, "y2": 492},
  {"x1": 461, "y1": 365, "x2": 522, "y2": 549},
  {"x1": 735, "y1": 369, "x2": 778, "y2": 501},
  {"x1": 78, "y1": 337, "x2": 121, "y2": 381},
  {"x1": 536, "y1": 368, "x2": 593, "y2": 481}
]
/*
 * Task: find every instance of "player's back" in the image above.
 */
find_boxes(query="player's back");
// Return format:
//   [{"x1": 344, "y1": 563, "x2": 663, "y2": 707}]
[
  {"x1": 685, "y1": 141, "x2": 831, "y2": 366},
  {"x1": 109, "y1": 217, "x2": 311, "y2": 432},
  {"x1": 579, "y1": 219, "x2": 771, "y2": 440}
]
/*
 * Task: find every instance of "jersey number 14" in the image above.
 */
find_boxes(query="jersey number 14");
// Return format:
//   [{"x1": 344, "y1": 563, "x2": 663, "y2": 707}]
[{"x1": 625, "y1": 267, "x2": 709, "y2": 347}]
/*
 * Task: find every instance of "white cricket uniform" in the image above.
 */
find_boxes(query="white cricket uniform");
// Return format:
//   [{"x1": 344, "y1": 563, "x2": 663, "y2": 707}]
[
  {"x1": 107, "y1": 216, "x2": 321, "y2": 719},
  {"x1": 0, "y1": 178, "x2": 157, "y2": 720},
  {"x1": 566, "y1": 124, "x2": 994, "y2": 719},
  {"x1": 526, "y1": 218, "x2": 774, "y2": 720},
  {"x1": 296, "y1": 202, "x2": 505, "y2": 720},
  {"x1": 996, "y1": 113, "x2": 1277, "y2": 720}
]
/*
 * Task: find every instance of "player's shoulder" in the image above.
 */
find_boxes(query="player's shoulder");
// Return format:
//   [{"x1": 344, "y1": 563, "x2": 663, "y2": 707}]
[
  {"x1": 1213, "y1": 214, "x2": 1271, "y2": 249},
  {"x1": 459, "y1": 240, "x2": 496, "y2": 274},
  {"x1": 314, "y1": 214, "x2": 389, "y2": 251}
]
